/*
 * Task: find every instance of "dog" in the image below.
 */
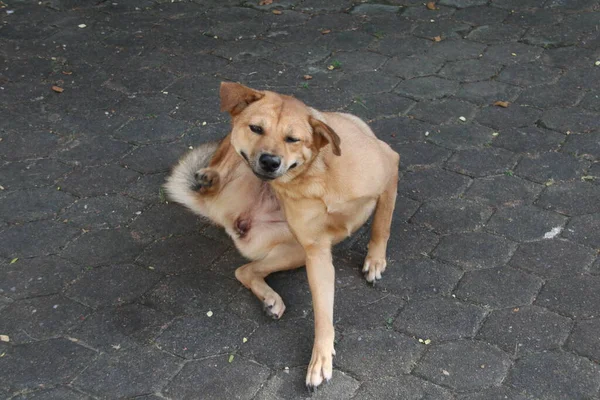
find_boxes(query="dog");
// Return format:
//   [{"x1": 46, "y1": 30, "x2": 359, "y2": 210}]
[
  {"x1": 220, "y1": 82, "x2": 400, "y2": 388},
  {"x1": 164, "y1": 136, "x2": 301, "y2": 319}
]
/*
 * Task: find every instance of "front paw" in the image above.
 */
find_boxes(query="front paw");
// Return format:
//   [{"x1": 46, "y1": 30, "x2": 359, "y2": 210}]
[
  {"x1": 306, "y1": 339, "x2": 335, "y2": 388},
  {"x1": 362, "y1": 256, "x2": 387, "y2": 283},
  {"x1": 193, "y1": 168, "x2": 219, "y2": 193}
]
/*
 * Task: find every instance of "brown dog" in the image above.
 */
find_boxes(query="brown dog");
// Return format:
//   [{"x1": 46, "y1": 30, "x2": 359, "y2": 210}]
[
  {"x1": 220, "y1": 82, "x2": 400, "y2": 387},
  {"x1": 164, "y1": 137, "x2": 301, "y2": 319}
]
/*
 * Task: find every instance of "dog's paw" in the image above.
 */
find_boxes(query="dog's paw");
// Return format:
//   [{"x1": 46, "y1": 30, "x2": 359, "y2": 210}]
[
  {"x1": 193, "y1": 168, "x2": 219, "y2": 192},
  {"x1": 263, "y1": 292, "x2": 286, "y2": 320},
  {"x1": 306, "y1": 341, "x2": 335, "y2": 388},
  {"x1": 362, "y1": 257, "x2": 387, "y2": 283}
]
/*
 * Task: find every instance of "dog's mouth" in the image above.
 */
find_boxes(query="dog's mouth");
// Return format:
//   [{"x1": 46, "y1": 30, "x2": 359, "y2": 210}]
[{"x1": 252, "y1": 170, "x2": 276, "y2": 181}]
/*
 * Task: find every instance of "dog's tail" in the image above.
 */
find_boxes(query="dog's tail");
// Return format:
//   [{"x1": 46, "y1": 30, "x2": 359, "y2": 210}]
[{"x1": 163, "y1": 141, "x2": 220, "y2": 215}]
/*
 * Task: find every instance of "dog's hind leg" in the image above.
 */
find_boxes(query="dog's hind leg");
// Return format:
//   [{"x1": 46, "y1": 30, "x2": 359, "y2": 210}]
[
  {"x1": 363, "y1": 163, "x2": 399, "y2": 283},
  {"x1": 235, "y1": 242, "x2": 305, "y2": 319}
]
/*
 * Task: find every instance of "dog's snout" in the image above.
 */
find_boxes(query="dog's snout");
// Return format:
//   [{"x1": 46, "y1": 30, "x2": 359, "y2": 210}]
[{"x1": 259, "y1": 154, "x2": 281, "y2": 172}]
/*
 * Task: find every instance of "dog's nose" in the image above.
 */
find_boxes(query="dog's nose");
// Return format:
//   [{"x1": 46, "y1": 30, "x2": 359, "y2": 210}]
[{"x1": 259, "y1": 154, "x2": 281, "y2": 172}]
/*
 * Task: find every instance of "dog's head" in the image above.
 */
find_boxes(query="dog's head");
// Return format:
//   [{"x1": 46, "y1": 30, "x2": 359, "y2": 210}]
[{"x1": 219, "y1": 82, "x2": 341, "y2": 181}]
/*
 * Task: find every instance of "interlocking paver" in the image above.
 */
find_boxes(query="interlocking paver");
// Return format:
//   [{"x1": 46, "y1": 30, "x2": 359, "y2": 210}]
[
  {"x1": 65, "y1": 264, "x2": 161, "y2": 309},
  {"x1": 70, "y1": 304, "x2": 172, "y2": 352},
  {"x1": 433, "y1": 232, "x2": 517, "y2": 271},
  {"x1": 411, "y1": 198, "x2": 493, "y2": 234},
  {"x1": 536, "y1": 275, "x2": 600, "y2": 318},
  {"x1": 486, "y1": 205, "x2": 568, "y2": 242},
  {"x1": 515, "y1": 151, "x2": 590, "y2": 183},
  {"x1": 2, "y1": 294, "x2": 89, "y2": 343},
  {"x1": 413, "y1": 340, "x2": 512, "y2": 391},
  {"x1": 4, "y1": 1, "x2": 600, "y2": 398},
  {"x1": 477, "y1": 305, "x2": 572, "y2": 354},
  {"x1": 335, "y1": 329, "x2": 423, "y2": 377},
  {"x1": 0, "y1": 338, "x2": 96, "y2": 394},
  {"x1": 60, "y1": 228, "x2": 146, "y2": 267},
  {"x1": 73, "y1": 346, "x2": 181, "y2": 399},
  {"x1": 454, "y1": 267, "x2": 543, "y2": 308},
  {"x1": 492, "y1": 126, "x2": 565, "y2": 153},
  {"x1": 566, "y1": 318, "x2": 600, "y2": 363},
  {"x1": 256, "y1": 368, "x2": 359, "y2": 400},
  {"x1": 0, "y1": 187, "x2": 75, "y2": 223},
  {"x1": 537, "y1": 181, "x2": 600, "y2": 215},
  {"x1": 395, "y1": 297, "x2": 486, "y2": 341},
  {"x1": 509, "y1": 239, "x2": 597, "y2": 279},
  {"x1": 563, "y1": 213, "x2": 600, "y2": 249},
  {"x1": 465, "y1": 175, "x2": 542, "y2": 207},
  {"x1": 506, "y1": 352, "x2": 600, "y2": 400},
  {"x1": 0, "y1": 255, "x2": 80, "y2": 300},
  {"x1": 61, "y1": 195, "x2": 145, "y2": 230},
  {"x1": 445, "y1": 147, "x2": 518, "y2": 177},
  {"x1": 353, "y1": 375, "x2": 453, "y2": 400}
]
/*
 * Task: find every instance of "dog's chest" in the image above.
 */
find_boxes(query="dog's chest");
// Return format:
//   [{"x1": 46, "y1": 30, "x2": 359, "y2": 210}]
[{"x1": 325, "y1": 197, "x2": 376, "y2": 238}]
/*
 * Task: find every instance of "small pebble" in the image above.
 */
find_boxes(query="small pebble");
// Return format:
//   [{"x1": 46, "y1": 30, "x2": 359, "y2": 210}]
[{"x1": 459, "y1": 116, "x2": 467, "y2": 122}]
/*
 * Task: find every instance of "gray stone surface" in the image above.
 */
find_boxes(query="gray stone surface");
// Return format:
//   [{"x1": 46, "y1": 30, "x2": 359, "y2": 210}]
[
  {"x1": 2, "y1": 1, "x2": 599, "y2": 398},
  {"x1": 506, "y1": 352, "x2": 600, "y2": 400}
]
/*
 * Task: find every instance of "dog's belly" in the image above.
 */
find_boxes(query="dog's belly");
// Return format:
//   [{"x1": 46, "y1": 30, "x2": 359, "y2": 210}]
[{"x1": 326, "y1": 197, "x2": 377, "y2": 243}]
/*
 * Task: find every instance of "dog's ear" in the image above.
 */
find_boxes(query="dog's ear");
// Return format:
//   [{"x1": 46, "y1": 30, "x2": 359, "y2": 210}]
[
  {"x1": 309, "y1": 116, "x2": 341, "y2": 156},
  {"x1": 220, "y1": 82, "x2": 264, "y2": 116}
]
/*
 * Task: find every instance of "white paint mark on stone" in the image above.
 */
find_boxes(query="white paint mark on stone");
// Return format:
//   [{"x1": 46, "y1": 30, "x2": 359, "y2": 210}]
[{"x1": 543, "y1": 226, "x2": 562, "y2": 239}]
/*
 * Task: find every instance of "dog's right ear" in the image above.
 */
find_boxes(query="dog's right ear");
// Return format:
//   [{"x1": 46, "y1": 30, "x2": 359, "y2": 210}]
[
  {"x1": 220, "y1": 82, "x2": 264, "y2": 116},
  {"x1": 309, "y1": 116, "x2": 341, "y2": 156}
]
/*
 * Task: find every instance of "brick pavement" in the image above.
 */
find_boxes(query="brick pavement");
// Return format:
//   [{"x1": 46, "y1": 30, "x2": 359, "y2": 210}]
[{"x1": 1, "y1": 0, "x2": 599, "y2": 399}]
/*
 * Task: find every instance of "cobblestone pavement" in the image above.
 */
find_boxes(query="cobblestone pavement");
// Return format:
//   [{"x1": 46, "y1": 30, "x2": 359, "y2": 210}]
[{"x1": 1, "y1": 0, "x2": 600, "y2": 398}]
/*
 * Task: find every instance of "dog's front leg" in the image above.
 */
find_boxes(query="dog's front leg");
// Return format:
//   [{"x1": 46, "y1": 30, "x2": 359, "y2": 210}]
[{"x1": 304, "y1": 243, "x2": 336, "y2": 388}]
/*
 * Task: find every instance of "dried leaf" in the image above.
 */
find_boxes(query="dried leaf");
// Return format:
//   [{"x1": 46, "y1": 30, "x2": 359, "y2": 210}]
[
  {"x1": 432, "y1": 35, "x2": 442, "y2": 42},
  {"x1": 62, "y1": 71, "x2": 73, "y2": 75},
  {"x1": 303, "y1": 75, "x2": 313, "y2": 80},
  {"x1": 494, "y1": 100, "x2": 510, "y2": 108},
  {"x1": 327, "y1": 65, "x2": 335, "y2": 71},
  {"x1": 320, "y1": 29, "x2": 331, "y2": 35},
  {"x1": 51, "y1": 85, "x2": 64, "y2": 93},
  {"x1": 0, "y1": 335, "x2": 9, "y2": 343},
  {"x1": 426, "y1": 1, "x2": 436, "y2": 10},
  {"x1": 259, "y1": 0, "x2": 273, "y2": 5},
  {"x1": 271, "y1": 9, "x2": 282, "y2": 14}
]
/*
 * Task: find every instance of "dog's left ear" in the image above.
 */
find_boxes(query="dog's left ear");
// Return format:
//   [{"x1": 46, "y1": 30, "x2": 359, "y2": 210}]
[
  {"x1": 220, "y1": 82, "x2": 264, "y2": 116},
  {"x1": 309, "y1": 116, "x2": 341, "y2": 156}
]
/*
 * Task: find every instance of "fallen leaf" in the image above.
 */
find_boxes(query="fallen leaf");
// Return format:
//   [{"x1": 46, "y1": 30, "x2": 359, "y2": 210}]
[
  {"x1": 0, "y1": 185, "x2": 4, "y2": 190},
  {"x1": 442, "y1": 369, "x2": 450, "y2": 376},
  {"x1": 0, "y1": 335, "x2": 9, "y2": 342},
  {"x1": 228, "y1": 354, "x2": 235, "y2": 363},
  {"x1": 581, "y1": 175, "x2": 595, "y2": 181},
  {"x1": 259, "y1": 0, "x2": 273, "y2": 5},
  {"x1": 426, "y1": 1, "x2": 436, "y2": 10},
  {"x1": 303, "y1": 75, "x2": 313, "y2": 80},
  {"x1": 10, "y1": 258, "x2": 18, "y2": 264},
  {"x1": 242, "y1": 337, "x2": 248, "y2": 343},
  {"x1": 459, "y1": 116, "x2": 467, "y2": 122},
  {"x1": 206, "y1": 310, "x2": 213, "y2": 317},
  {"x1": 513, "y1": 307, "x2": 520, "y2": 312},
  {"x1": 432, "y1": 35, "x2": 442, "y2": 42},
  {"x1": 320, "y1": 29, "x2": 331, "y2": 34},
  {"x1": 62, "y1": 71, "x2": 73, "y2": 75},
  {"x1": 51, "y1": 85, "x2": 64, "y2": 93},
  {"x1": 78, "y1": 24, "x2": 86, "y2": 28},
  {"x1": 327, "y1": 65, "x2": 335, "y2": 71},
  {"x1": 494, "y1": 100, "x2": 510, "y2": 108},
  {"x1": 424, "y1": 339, "x2": 431, "y2": 345},
  {"x1": 272, "y1": 9, "x2": 282, "y2": 14}
]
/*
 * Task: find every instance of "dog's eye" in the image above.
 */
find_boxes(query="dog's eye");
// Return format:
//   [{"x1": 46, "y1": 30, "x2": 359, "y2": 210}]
[
  {"x1": 285, "y1": 136, "x2": 300, "y2": 143},
  {"x1": 249, "y1": 125, "x2": 263, "y2": 134}
]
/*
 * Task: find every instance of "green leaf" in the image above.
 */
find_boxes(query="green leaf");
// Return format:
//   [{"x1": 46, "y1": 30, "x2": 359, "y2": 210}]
[{"x1": 10, "y1": 258, "x2": 18, "y2": 264}]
